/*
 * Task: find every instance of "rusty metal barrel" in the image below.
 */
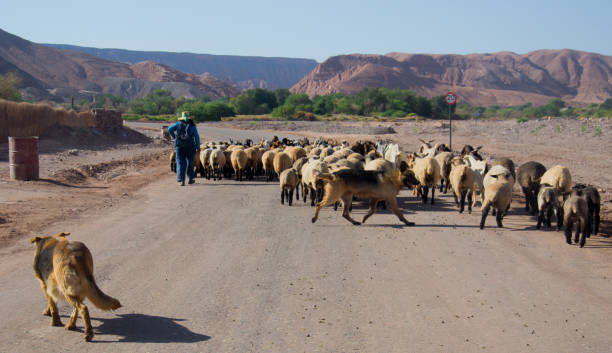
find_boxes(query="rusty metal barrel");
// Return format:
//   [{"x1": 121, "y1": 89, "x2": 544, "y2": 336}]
[{"x1": 9, "y1": 136, "x2": 39, "y2": 181}]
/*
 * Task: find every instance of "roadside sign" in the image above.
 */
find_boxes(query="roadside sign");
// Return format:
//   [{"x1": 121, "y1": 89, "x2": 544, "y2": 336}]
[{"x1": 444, "y1": 91, "x2": 457, "y2": 105}]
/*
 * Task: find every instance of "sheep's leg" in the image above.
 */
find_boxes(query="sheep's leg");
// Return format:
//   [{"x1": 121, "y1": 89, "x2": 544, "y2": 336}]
[
  {"x1": 546, "y1": 207, "x2": 553, "y2": 228},
  {"x1": 467, "y1": 191, "x2": 473, "y2": 214},
  {"x1": 361, "y1": 199, "x2": 378, "y2": 224},
  {"x1": 439, "y1": 179, "x2": 444, "y2": 193},
  {"x1": 459, "y1": 190, "x2": 466, "y2": 213},
  {"x1": 421, "y1": 186, "x2": 428, "y2": 204},
  {"x1": 295, "y1": 182, "x2": 300, "y2": 200},
  {"x1": 480, "y1": 203, "x2": 491, "y2": 230},
  {"x1": 555, "y1": 206, "x2": 563, "y2": 230},
  {"x1": 594, "y1": 204, "x2": 600, "y2": 235},
  {"x1": 430, "y1": 186, "x2": 435, "y2": 205},
  {"x1": 579, "y1": 216, "x2": 587, "y2": 248},
  {"x1": 288, "y1": 189, "x2": 294, "y2": 206},
  {"x1": 495, "y1": 208, "x2": 503, "y2": 228},
  {"x1": 453, "y1": 189, "x2": 459, "y2": 205},
  {"x1": 386, "y1": 196, "x2": 415, "y2": 226},
  {"x1": 333, "y1": 201, "x2": 339, "y2": 211},
  {"x1": 565, "y1": 218, "x2": 574, "y2": 244},
  {"x1": 537, "y1": 208, "x2": 544, "y2": 229},
  {"x1": 303, "y1": 185, "x2": 308, "y2": 203},
  {"x1": 281, "y1": 189, "x2": 285, "y2": 205},
  {"x1": 574, "y1": 219, "x2": 581, "y2": 244},
  {"x1": 341, "y1": 192, "x2": 360, "y2": 225},
  {"x1": 521, "y1": 187, "x2": 530, "y2": 211}
]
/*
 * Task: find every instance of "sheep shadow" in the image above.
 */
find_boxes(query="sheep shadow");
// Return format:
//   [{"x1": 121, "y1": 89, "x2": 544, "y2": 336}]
[{"x1": 92, "y1": 313, "x2": 211, "y2": 343}]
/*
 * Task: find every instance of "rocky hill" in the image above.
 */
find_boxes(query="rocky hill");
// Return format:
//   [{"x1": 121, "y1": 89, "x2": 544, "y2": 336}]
[
  {"x1": 291, "y1": 51, "x2": 612, "y2": 106},
  {"x1": 0, "y1": 29, "x2": 239, "y2": 101},
  {"x1": 45, "y1": 44, "x2": 319, "y2": 90}
]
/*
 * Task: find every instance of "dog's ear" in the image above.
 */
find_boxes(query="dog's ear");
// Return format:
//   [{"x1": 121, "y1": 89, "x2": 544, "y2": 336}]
[
  {"x1": 55, "y1": 232, "x2": 70, "y2": 238},
  {"x1": 30, "y1": 236, "x2": 41, "y2": 244}
]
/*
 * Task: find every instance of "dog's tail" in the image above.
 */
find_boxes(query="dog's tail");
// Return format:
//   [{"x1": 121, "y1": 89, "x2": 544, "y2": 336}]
[{"x1": 86, "y1": 274, "x2": 122, "y2": 310}]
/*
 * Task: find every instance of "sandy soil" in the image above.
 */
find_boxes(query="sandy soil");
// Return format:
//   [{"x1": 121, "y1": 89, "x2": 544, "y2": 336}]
[{"x1": 0, "y1": 119, "x2": 610, "y2": 352}]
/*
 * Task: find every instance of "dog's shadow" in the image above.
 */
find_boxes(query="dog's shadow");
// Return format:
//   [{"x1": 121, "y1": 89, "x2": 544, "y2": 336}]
[{"x1": 92, "y1": 313, "x2": 211, "y2": 343}]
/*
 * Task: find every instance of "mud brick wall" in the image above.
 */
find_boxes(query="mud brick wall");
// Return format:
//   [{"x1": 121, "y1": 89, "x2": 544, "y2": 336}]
[{"x1": 93, "y1": 109, "x2": 123, "y2": 130}]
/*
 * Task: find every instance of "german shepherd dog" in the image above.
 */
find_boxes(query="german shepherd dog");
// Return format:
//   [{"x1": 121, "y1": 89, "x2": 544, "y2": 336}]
[
  {"x1": 31, "y1": 232, "x2": 121, "y2": 341},
  {"x1": 311, "y1": 168, "x2": 416, "y2": 226}
]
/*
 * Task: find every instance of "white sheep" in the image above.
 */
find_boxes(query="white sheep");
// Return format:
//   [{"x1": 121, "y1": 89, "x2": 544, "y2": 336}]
[
  {"x1": 540, "y1": 165, "x2": 572, "y2": 199},
  {"x1": 479, "y1": 165, "x2": 513, "y2": 229},
  {"x1": 209, "y1": 148, "x2": 226, "y2": 181},
  {"x1": 301, "y1": 159, "x2": 329, "y2": 206},
  {"x1": 449, "y1": 164, "x2": 477, "y2": 214}
]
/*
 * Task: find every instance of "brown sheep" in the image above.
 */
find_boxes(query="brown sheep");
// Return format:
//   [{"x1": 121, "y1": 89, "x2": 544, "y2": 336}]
[
  {"x1": 261, "y1": 150, "x2": 276, "y2": 182},
  {"x1": 563, "y1": 195, "x2": 589, "y2": 248},
  {"x1": 449, "y1": 164, "x2": 477, "y2": 214},
  {"x1": 279, "y1": 168, "x2": 299, "y2": 206},
  {"x1": 231, "y1": 149, "x2": 248, "y2": 181},
  {"x1": 273, "y1": 152, "x2": 292, "y2": 178}
]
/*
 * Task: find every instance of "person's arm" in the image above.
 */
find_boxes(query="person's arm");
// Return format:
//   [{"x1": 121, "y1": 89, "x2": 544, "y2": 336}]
[
  {"x1": 168, "y1": 122, "x2": 179, "y2": 139},
  {"x1": 192, "y1": 125, "x2": 201, "y2": 147}
]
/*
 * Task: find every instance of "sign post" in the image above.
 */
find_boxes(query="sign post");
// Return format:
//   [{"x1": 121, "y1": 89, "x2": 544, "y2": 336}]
[{"x1": 444, "y1": 91, "x2": 457, "y2": 150}]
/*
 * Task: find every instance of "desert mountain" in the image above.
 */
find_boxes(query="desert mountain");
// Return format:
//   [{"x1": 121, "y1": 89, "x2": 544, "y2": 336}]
[
  {"x1": 0, "y1": 29, "x2": 239, "y2": 101},
  {"x1": 45, "y1": 44, "x2": 319, "y2": 90},
  {"x1": 291, "y1": 51, "x2": 612, "y2": 106}
]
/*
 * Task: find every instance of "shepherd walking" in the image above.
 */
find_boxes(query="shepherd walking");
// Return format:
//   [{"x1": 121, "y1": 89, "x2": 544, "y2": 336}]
[{"x1": 168, "y1": 111, "x2": 200, "y2": 186}]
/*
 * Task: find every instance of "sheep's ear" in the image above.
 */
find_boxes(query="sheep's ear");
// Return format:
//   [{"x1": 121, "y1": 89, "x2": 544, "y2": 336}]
[
  {"x1": 475, "y1": 146, "x2": 482, "y2": 151},
  {"x1": 30, "y1": 236, "x2": 41, "y2": 244}
]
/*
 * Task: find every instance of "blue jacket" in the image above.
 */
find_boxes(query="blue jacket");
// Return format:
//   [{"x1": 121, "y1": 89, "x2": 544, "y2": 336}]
[{"x1": 168, "y1": 121, "x2": 201, "y2": 149}]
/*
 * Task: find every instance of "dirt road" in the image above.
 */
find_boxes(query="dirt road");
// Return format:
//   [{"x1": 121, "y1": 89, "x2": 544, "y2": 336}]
[{"x1": 1, "y1": 123, "x2": 611, "y2": 352}]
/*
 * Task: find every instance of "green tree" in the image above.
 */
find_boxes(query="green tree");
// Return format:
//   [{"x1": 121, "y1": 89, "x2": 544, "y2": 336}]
[
  {"x1": 599, "y1": 98, "x2": 612, "y2": 110},
  {"x1": 0, "y1": 72, "x2": 22, "y2": 101},
  {"x1": 414, "y1": 96, "x2": 432, "y2": 117},
  {"x1": 129, "y1": 89, "x2": 178, "y2": 115},
  {"x1": 274, "y1": 88, "x2": 291, "y2": 106},
  {"x1": 230, "y1": 88, "x2": 277, "y2": 115}
]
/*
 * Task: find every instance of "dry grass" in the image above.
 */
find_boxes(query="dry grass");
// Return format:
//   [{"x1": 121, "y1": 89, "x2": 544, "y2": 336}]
[{"x1": 0, "y1": 100, "x2": 94, "y2": 140}]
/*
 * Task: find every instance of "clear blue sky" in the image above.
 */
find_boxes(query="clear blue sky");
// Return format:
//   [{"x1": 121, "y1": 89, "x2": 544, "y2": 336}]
[{"x1": 2, "y1": 0, "x2": 611, "y2": 62}]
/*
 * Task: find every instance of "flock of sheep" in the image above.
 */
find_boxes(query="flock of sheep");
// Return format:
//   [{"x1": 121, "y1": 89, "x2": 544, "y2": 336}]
[{"x1": 172, "y1": 136, "x2": 601, "y2": 248}]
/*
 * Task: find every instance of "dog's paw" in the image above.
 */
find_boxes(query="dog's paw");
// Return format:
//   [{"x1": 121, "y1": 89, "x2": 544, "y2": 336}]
[{"x1": 84, "y1": 331, "x2": 93, "y2": 342}]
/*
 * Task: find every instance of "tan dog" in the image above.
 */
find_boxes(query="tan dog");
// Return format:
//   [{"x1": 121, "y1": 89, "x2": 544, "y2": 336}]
[
  {"x1": 31, "y1": 232, "x2": 121, "y2": 341},
  {"x1": 311, "y1": 168, "x2": 415, "y2": 226}
]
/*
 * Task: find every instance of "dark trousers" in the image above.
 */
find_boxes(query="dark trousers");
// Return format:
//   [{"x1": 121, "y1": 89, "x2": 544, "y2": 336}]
[{"x1": 176, "y1": 146, "x2": 195, "y2": 182}]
